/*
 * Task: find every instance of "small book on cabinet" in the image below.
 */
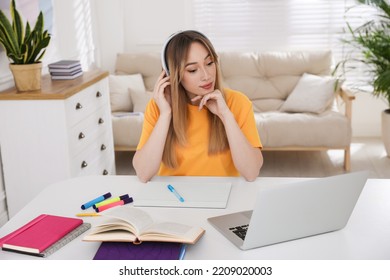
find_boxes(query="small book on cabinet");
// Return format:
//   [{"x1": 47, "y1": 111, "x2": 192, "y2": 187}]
[
  {"x1": 51, "y1": 71, "x2": 83, "y2": 80},
  {"x1": 49, "y1": 68, "x2": 82, "y2": 75},
  {"x1": 82, "y1": 207, "x2": 205, "y2": 245},
  {"x1": 48, "y1": 60, "x2": 81, "y2": 69}
]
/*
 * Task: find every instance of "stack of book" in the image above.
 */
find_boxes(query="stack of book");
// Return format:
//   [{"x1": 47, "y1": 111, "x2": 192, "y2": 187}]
[
  {"x1": 83, "y1": 207, "x2": 205, "y2": 260},
  {"x1": 48, "y1": 60, "x2": 83, "y2": 80}
]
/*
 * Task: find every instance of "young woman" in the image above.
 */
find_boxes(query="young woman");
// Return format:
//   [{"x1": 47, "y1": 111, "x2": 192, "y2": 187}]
[{"x1": 133, "y1": 30, "x2": 263, "y2": 182}]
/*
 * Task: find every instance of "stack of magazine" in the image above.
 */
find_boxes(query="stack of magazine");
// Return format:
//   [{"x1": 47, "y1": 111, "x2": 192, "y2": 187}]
[{"x1": 48, "y1": 60, "x2": 83, "y2": 80}]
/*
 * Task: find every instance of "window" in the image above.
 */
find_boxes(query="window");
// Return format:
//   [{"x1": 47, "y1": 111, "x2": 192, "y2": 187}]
[{"x1": 193, "y1": 0, "x2": 375, "y2": 84}]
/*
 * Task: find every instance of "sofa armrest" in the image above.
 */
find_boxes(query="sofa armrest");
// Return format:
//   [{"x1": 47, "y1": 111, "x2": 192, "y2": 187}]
[{"x1": 338, "y1": 86, "x2": 356, "y2": 121}]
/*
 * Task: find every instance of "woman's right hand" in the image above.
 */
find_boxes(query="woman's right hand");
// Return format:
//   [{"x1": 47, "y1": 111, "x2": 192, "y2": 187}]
[
  {"x1": 133, "y1": 70, "x2": 172, "y2": 182},
  {"x1": 153, "y1": 70, "x2": 172, "y2": 115}
]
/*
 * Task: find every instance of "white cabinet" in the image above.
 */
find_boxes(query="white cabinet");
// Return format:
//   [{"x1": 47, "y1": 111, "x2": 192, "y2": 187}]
[
  {"x1": 0, "y1": 147, "x2": 8, "y2": 227},
  {"x1": 0, "y1": 70, "x2": 116, "y2": 217}
]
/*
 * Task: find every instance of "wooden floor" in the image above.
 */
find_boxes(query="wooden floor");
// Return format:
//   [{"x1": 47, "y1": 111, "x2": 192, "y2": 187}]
[{"x1": 115, "y1": 137, "x2": 390, "y2": 179}]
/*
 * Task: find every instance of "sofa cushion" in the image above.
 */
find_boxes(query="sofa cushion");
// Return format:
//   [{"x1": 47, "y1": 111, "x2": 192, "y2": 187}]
[
  {"x1": 130, "y1": 90, "x2": 152, "y2": 112},
  {"x1": 280, "y1": 73, "x2": 336, "y2": 114},
  {"x1": 111, "y1": 112, "x2": 144, "y2": 148},
  {"x1": 255, "y1": 111, "x2": 351, "y2": 148},
  {"x1": 109, "y1": 74, "x2": 145, "y2": 112},
  {"x1": 219, "y1": 51, "x2": 333, "y2": 112},
  {"x1": 115, "y1": 53, "x2": 160, "y2": 92}
]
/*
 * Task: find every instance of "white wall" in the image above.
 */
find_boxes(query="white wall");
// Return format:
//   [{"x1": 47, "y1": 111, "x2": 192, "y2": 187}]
[
  {"x1": 93, "y1": 0, "x2": 193, "y2": 72},
  {"x1": 352, "y1": 93, "x2": 388, "y2": 137},
  {"x1": 0, "y1": 147, "x2": 9, "y2": 227},
  {"x1": 0, "y1": 49, "x2": 13, "y2": 91},
  {"x1": 123, "y1": 0, "x2": 193, "y2": 52},
  {"x1": 93, "y1": 0, "x2": 125, "y2": 73}
]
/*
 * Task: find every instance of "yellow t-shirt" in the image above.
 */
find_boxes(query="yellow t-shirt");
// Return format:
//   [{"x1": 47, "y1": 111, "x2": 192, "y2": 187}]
[{"x1": 137, "y1": 88, "x2": 262, "y2": 177}]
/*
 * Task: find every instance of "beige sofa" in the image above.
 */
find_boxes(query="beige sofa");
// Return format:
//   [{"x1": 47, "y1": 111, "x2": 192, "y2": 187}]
[{"x1": 109, "y1": 50, "x2": 354, "y2": 170}]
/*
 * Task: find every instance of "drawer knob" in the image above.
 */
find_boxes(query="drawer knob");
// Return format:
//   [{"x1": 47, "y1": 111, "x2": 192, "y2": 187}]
[
  {"x1": 78, "y1": 132, "x2": 85, "y2": 140},
  {"x1": 100, "y1": 144, "x2": 106, "y2": 151},
  {"x1": 96, "y1": 91, "x2": 102, "y2": 98},
  {"x1": 75, "y1": 103, "x2": 83, "y2": 110},
  {"x1": 98, "y1": 118, "x2": 104, "y2": 124},
  {"x1": 81, "y1": 161, "x2": 88, "y2": 168},
  {"x1": 103, "y1": 169, "x2": 109, "y2": 175}
]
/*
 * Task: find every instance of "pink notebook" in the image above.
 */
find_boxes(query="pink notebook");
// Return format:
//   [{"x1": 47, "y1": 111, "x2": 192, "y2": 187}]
[{"x1": 0, "y1": 214, "x2": 83, "y2": 255}]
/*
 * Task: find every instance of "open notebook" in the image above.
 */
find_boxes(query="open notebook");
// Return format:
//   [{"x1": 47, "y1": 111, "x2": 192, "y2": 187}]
[{"x1": 134, "y1": 181, "x2": 232, "y2": 208}]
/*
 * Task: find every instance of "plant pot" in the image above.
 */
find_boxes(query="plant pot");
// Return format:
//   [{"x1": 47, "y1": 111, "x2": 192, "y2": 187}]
[
  {"x1": 9, "y1": 63, "x2": 42, "y2": 92},
  {"x1": 382, "y1": 109, "x2": 390, "y2": 158}
]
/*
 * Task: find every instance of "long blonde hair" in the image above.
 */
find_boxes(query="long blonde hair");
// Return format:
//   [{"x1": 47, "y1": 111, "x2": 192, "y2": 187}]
[{"x1": 162, "y1": 30, "x2": 229, "y2": 168}]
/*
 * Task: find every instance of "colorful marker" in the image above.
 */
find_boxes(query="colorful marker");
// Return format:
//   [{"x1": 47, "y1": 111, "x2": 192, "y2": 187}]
[
  {"x1": 81, "y1": 192, "x2": 111, "y2": 210},
  {"x1": 95, "y1": 197, "x2": 133, "y2": 213},
  {"x1": 93, "y1": 194, "x2": 129, "y2": 209}
]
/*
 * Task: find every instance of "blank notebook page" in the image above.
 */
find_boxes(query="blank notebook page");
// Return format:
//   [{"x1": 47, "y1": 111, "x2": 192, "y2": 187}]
[{"x1": 134, "y1": 182, "x2": 232, "y2": 208}]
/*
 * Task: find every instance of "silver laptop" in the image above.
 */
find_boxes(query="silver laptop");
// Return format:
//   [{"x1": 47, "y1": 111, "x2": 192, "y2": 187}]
[{"x1": 208, "y1": 171, "x2": 369, "y2": 250}]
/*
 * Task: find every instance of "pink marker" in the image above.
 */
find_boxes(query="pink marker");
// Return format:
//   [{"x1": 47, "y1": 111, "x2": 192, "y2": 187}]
[{"x1": 95, "y1": 197, "x2": 133, "y2": 213}]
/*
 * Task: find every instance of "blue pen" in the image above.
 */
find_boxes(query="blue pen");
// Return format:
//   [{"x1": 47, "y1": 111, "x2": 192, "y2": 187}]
[
  {"x1": 167, "y1": 184, "x2": 185, "y2": 202},
  {"x1": 81, "y1": 192, "x2": 111, "y2": 209}
]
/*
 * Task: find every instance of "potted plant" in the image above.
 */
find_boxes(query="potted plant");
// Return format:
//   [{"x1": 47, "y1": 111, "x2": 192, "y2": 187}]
[
  {"x1": 336, "y1": 0, "x2": 390, "y2": 157},
  {"x1": 0, "y1": 0, "x2": 51, "y2": 92}
]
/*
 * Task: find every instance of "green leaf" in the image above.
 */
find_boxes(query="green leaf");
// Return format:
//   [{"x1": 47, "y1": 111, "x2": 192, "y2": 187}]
[
  {"x1": 25, "y1": 30, "x2": 50, "y2": 63},
  {"x1": 33, "y1": 12, "x2": 44, "y2": 36},
  {"x1": 24, "y1": 21, "x2": 30, "y2": 43},
  {"x1": 0, "y1": 9, "x2": 19, "y2": 60},
  {"x1": 10, "y1": 0, "x2": 23, "y2": 50},
  {"x1": 335, "y1": 0, "x2": 390, "y2": 107}
]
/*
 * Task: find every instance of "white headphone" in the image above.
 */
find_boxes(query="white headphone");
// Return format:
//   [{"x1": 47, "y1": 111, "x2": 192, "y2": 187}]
[{"x1": 161, "y1": 30, "x2": 208, "y2": 76}]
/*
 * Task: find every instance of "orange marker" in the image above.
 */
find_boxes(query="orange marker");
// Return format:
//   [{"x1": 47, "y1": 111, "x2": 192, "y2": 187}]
[{"x1": 76, "y1": 213, "x2": 100, "y2": 217}]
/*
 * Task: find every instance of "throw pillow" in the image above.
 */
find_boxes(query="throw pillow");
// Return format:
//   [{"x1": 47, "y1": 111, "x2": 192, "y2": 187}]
[
  {"x1": 129, "y1": 89, "x2": 152, "y2": 112},
  {"x1": 109, "y1": 74, "x2": 146, "y2": 112},
  {"x1": 280, "y1": 73, "x2": 336, "y2": 114}
]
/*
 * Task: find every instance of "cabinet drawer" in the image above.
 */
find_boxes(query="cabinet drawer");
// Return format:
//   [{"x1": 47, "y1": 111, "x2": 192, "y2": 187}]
[
  {"x1": 68, "y1": 106, "x2": 111, "y2": 156},
  {"x1": 72, "y1": 143, "x2": 115, "y2": 177},
  {"x1": 70, "y1": 130, "x2": 114, "y2": 176},
  {"x1": 65, "y1": 78, "x2": 109, "y2": 127},
  {"x1": 91, "y1": 152, "x2": 116, "y2": 176}
]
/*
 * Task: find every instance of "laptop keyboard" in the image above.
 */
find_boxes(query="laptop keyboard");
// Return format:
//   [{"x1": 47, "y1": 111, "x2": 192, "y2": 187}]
[{"x1": 229, "y1": 224, "x2": 249, "y2": 241}]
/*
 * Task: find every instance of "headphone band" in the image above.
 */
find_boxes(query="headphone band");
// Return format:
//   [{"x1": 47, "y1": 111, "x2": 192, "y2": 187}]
[{"x1": 161, "y1": 30, "x2": 208, "y2": 76}]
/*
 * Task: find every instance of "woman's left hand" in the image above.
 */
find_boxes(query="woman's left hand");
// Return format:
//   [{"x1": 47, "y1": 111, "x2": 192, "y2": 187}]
[{"x1": 191, "y1": 90, "x2": 230, "y2": 119}]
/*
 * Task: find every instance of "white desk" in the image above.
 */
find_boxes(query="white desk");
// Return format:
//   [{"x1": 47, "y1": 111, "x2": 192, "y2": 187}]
[{"x1": 0, "y1": 175, "x2": 389, "y2": 260}]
